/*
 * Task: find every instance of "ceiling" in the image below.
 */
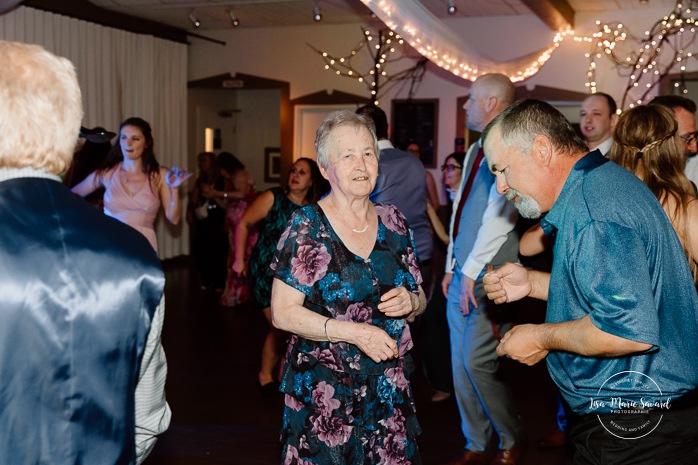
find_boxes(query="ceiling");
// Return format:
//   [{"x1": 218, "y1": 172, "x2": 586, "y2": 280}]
[{"x1": 84, "y1": 0, "x2": 681, "y2": 32}]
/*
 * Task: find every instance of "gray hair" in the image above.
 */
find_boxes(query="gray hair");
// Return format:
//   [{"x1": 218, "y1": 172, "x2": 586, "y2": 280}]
[
  {"x1": 314, "y1": 110, "x2": 378, "y2": 168},
  {"x1": 0, "y1": 41, "x2": 83, "y2": 174},
  {"x1": 482, "y1": 99, "x2": 588, "y2": 156}
]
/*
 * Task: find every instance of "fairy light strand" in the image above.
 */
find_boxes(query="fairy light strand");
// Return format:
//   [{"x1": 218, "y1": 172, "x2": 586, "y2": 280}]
[
  {"x1": 575, "y1": 0, "x2": 697, "y2": 108},
  {"x1": 308, "y1": 27, "x2": 427, "y2": 105}
]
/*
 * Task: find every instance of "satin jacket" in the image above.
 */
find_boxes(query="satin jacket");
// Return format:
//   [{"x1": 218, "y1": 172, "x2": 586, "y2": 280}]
[{"x1": 0, "y1": 172, "x2": 165, "y2": 464}]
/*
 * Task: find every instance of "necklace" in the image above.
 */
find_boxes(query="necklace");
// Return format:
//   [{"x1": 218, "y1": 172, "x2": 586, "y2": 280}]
[{"x1": 328, "y1": 197, "x2": 371, "y2": 233}]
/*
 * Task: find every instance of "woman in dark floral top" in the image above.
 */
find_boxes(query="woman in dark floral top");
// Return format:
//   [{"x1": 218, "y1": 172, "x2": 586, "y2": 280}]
[{"x1": 270, "y1": 110, "x2": 427, "y2": 465}]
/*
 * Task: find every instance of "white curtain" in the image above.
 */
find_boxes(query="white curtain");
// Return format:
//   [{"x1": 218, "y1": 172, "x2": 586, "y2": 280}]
[
  {"x1": 0, "y1": 7, "x2": 189, "y2": 259},
  {"x1": 361, "y1": 0, "x2": 566, "y2": 82}
]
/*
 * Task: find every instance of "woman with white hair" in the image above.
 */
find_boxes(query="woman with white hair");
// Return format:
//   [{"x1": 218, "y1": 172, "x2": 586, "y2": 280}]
[{"x1": 270, "y1": 110, "x2": 427, "y2": 464}]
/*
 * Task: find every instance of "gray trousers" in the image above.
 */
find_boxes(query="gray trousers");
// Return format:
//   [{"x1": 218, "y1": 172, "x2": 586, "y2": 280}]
[{"x1": 446, "y1": 268, "x2": 523, "y2": 452}]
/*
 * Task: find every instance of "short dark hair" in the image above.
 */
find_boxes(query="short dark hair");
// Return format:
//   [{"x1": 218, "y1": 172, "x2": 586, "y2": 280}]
[
  {"x1": 445, "y1": 151, "x2": 466, "y2": 168},
  {"x1": 483, "y1": 99, "x2": 588, "y2": 156},
  {"x1": 649, "y1": 95, "x2": 697, "y2": 114},
  {"x1": 355, "y1": 104, "x2": 388, "y2": 139},
  {"x1": 589, "y1": 92, "x2": 617, "y2": 115},
  {"x1": 216, "y1": 151, "x2": 245, "y2": 174}
]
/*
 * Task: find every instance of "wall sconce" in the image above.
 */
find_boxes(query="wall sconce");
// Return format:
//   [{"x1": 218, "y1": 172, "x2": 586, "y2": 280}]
[
  {"x1": 313, "y1": 1, "x2": 322, "y2": 22},
  {"x1": 188, "y1": 10, "x2": 200, "y2": 28},
  {"x1": 447, "y1": 0, "x2": 457, "y2": 15},
  {"x1": 228, "y1": 9, "x2": 239, "y2": 27}
]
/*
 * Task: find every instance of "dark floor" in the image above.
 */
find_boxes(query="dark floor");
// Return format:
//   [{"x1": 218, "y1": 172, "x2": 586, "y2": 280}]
[{"x1": 146, "y1": 258, "x2": 568, "y2": 465}]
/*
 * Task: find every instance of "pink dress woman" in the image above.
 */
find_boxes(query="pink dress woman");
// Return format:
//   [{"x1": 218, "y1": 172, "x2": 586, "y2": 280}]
[{"x1": 101, "y1": 163, "x2": 161, "y2": 251}]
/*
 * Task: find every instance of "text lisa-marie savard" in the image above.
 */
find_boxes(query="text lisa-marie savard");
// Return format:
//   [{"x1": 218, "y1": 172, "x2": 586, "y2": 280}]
[{"x1": 590, "y1": 397, "x2": 671, "y2": 412}]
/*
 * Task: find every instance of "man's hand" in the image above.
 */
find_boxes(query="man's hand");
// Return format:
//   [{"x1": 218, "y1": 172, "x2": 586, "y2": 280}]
[
  {"x1": 483, "y1": 263, "x2": 532, "y2": 304},
  {"x1": 497, "y1": 324, "x2": 549, "y2": 365},
  {"x1": 459, "y1": 276, "x2": 477, "y2": 316}
]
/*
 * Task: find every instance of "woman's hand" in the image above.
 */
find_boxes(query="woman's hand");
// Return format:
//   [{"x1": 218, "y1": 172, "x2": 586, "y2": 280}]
[
  {"x1": 232, "y1": 257, "x2": 247, "y2": 277},
  {"x1": 352, "y1": 324, "x2": 399, "y2": 363},
  {"x1": 200, "y1": 183, "x2": 215, "y2": 199},
  {"x1": 377, "y1": 286, "x2": 417, "y2": 319},
  {"x1": 165, "y1": 166, "x2": 193, "y2": 189}
]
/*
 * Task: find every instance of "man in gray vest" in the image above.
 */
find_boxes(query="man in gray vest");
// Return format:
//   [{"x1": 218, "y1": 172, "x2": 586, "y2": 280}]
[{"x1": 441, "y1": 73, "x2": 525, "y2": 465}]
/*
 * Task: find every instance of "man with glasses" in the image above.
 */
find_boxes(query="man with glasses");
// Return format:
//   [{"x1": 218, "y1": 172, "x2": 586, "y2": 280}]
[{"x1": 650, "y1": 95, "x2": 698, "y2": 187}]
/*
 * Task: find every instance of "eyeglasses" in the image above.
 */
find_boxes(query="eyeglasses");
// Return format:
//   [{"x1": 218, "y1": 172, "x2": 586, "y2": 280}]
[
  {"x1": 440, "y1": 164, "x2": 462, "y2": 172},
  {"x1": 679, "y1": 131, "x2": 698, "y2": 145}
]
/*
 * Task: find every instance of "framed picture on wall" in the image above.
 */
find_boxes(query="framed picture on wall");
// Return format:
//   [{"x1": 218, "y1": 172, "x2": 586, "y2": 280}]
[
  {"x1": 391, "y1": 99, "x2": 439, "y2": 168},
  {"x1": 265, "y1": 147, "x2": 281, "y2": 183}
]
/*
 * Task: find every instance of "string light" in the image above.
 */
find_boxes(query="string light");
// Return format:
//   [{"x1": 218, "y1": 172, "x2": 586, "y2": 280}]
[
  {"x1": 579, "y1": 0, "x2": 697, "y2": 108},
  {"x1": 351, "y1": 0, "x2": 694, "y2": 96},
  {"x1": 309, "y1": 27, "x2": 427, "y2": 105},
  {"x1": 359, "y1": 0, "x2": 573, "y2": 83}
]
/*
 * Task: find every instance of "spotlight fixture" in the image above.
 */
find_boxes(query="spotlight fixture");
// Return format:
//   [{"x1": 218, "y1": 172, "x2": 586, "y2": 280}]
[
  {"x1": 228, "y1": 9, "x2": 239, "y2": 27},
  {"x1": 313, "y1": 1, "x2": 322, "y2": 22},
  {"x1": 188, "y1": 10, "x2": 200, "y2": 28},
  {"x1": 447, "y1": 0, "x2": 457, "y2": 15}
]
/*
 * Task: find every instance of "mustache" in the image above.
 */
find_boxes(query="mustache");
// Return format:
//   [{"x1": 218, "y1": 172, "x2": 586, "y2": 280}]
[{"x1": 505, "y1": 189, "x2": 521, "y2": 202}]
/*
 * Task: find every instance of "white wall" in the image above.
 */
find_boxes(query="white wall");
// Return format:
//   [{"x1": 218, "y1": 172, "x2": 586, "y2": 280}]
[
  {"x1": 187, "y1": 7, "x2": 698, "y2": 202},
  {"x1": 236, "y1": 89, "x2": 281, "y2": 191},
  {"x1": 188, "y1": 87, "x2": 281, "y2": 192}
]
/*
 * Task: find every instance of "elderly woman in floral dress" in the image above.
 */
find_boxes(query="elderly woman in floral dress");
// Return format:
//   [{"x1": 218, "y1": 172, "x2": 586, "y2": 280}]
[{"x1": 270, "y1": 110, "x2": 427, "y2": 465}]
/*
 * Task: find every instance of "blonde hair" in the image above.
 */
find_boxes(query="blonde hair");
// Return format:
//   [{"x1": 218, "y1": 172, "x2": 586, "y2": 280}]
[
  {"x1": 609, "y1": 104, "x2": 697, "y2": 281},
  {"x1": 0, "y1": 41, "x2": 83, "y2": 174}
]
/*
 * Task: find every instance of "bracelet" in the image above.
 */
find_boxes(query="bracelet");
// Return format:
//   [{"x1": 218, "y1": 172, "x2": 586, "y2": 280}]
[{"x1": 324, "y1": 318, "x2": 334, "y2": 343}]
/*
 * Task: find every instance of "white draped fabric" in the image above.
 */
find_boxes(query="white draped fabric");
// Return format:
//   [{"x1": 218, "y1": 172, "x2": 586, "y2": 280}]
[
  {"x1": 360, "y1": 0, "x2": 568, "y2": 82},
  {"x1": 0, "y1": 7, "x2": 189, "y2": 259}
]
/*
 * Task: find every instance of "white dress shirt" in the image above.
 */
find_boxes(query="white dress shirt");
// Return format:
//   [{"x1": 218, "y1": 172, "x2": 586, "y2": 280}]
[
  {"x1": 445, "y1": 142, "x2": 519, "y2": 281},
  {"x1": 595, "y1": 137, "x2": 614, "y2": 157},
  {"x1": 135, "y1": 296, "x2": 172, "y2": 464}
]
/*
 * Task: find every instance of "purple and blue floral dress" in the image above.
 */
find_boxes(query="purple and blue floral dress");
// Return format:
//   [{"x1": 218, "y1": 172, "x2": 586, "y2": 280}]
[{"x1": 272, "y1": 202, "x2": 423, "y2": 465}]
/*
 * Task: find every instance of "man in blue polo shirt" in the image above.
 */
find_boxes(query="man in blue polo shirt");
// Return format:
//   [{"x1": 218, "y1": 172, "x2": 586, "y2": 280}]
[{"x1": 481, "y1": 99, "x2": 698, "y2": 464}]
